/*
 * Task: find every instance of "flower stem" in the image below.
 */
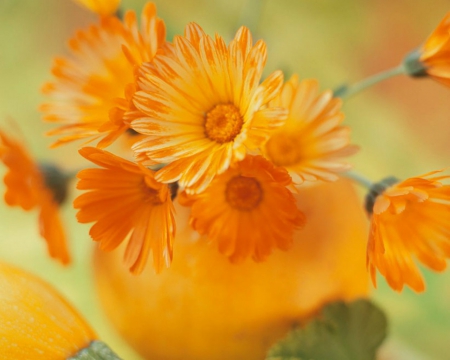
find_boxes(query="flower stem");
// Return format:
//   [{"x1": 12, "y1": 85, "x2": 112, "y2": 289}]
[
  {"x1": 343, "y1": 170, "x2": 374, "y2": 189},
  {"x1": 69, "y1": 341, "x2": 123, "y2": 360},
  {"x1": 334, "y1": 64, "x2": 406, "y2": 100}
]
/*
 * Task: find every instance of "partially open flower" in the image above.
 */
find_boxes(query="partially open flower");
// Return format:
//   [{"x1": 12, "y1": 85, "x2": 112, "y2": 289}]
[
  {"x1": 72, "y1": 0, "x2": 121, "y2": 16},
  {"x1": 0, "y1": 129, "x2": 70, "y2": 264},
  {"x1": 403, "y1": 12, "x2": 450, "y2": 87},
  {"x1": 366, "y1": 170, "x2": 450, "y2": 292}
]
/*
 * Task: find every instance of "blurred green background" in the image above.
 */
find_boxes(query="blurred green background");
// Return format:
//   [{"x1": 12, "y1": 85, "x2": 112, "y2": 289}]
[{"x1": 0, "y1": 0, "x2": 450, "y2": 359}]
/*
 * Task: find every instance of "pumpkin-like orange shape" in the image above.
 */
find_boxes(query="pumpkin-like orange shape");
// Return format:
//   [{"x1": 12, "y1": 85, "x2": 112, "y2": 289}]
[
  {"x1": 0, "y1": 261, "x2": 97, "y2": 360},
  {"x1": 93, "y1": 179, "x2": 369, "y2": 360}
]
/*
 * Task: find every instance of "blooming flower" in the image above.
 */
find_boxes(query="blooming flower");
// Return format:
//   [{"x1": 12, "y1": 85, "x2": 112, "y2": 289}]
[
  {"x1": 263, "y1": 75, "x2": 357, "y2": 183},
  {"x1": 74, "y1": 147, "x2": 175, "y2": 274},
  {"x1": 41, "y1": 2, "x2": 166, "y2": 148},
  {"x1": 131, "y1": 23, "x2": 287, "y2": 193},
  {"x1": 403, "y1": 12, "x2": 450, "y2": 86},
  {"x1": 179, "y1": 155, "x2": 305, "y2": 263},
  {"x1": 0, "y1": 129, "x2": 70, "y2": 264},
  {"x1": 72, "y1": 0, "x2": 120, "y2": 16},
  {"x1": 366, "y1": 170, "x2": 450, "y2": 292}
]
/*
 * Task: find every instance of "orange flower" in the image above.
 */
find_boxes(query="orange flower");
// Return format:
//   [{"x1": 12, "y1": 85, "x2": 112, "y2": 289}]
[
  {"x1": 264, "y1": 75, "x2": 357, "y2": 183},
  {"x1": 72, "y1": 0, "x2": 120, "y2": 16},
  {"x1": 0, "y1": 261, "x2": 99, "y2": 359},
  {"x1": 41, "y1": 2, "x2": 166, "y2": 148},
  {"x1": 404, "y1": 12, "x2": 450, "y2": 86},
  {"x1": 0, "y1": 129, "x2": 70, "y2": 264},
  {"x1": 131, "y1": 23, "x2": 287, "y2": 193},
  {"x1": 366, "y1": 170, "x2": 450, "y2": 292},
  {"x1": 179, "y1": 155, "x2": 305, "y2": 263},
  {"x1": 74, "y1": 147, "x2": 175, "y2": 274}
]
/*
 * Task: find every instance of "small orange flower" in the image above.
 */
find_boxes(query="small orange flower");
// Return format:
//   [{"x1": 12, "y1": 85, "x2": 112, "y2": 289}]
[
  {"x1": 72, "y1": 0, "x2": 120, "y2": 16},
  {"x1": 366, "y1": 170, "x2": 450, "y2": 292},
  {"x1": 179, "y1": 155, "x2": 305, "y2": 263},
  {"x1": 404, "y1": 12, "x2": 450, "y2": 86},
  {"x1": 0, "y1": 261, "x2": 98, "y2": 359},
  {"x1": 264, "y1": 75, "x2": 357, "y2": 183},
  {"x1": 0, "y1": 129, "x2": 70, "y2": 264},
  {"x1": 131, "y1": 23, "x2": 287, "y2": 193},
  {"x1": 74, "y1": 147, "x2": 175, "y2": 274},
  {"x1": 41, "y1": 2, "x2": 166, "y2": 148}
]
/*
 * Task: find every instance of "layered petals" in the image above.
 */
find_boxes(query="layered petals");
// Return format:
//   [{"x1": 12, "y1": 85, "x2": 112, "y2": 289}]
[
  {"x1": 367, "y1": 170, "x2": 450, "y2": 292},
  {"x1": 0, "y1": 130, "x2": 70, "y2": 264},
  {"x1": 179, "y1": 155, "x2": 305, "y2": 262},
  {"x1": 41, "y1": 2, "x2": 166, "y2": 148},
  {"x1": 74, "y1": 147, "x2": 175, "y2": 274},
  {"x1": 131, "y1": 23, "x2": 287, "y2": 193},
  {"x1": 264, "y1": 75, "x2": 357, "y2": 184}
]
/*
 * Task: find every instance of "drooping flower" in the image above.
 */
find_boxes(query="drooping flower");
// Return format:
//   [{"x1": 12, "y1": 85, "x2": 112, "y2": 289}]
[
  {"x1": 131, "y1": 23, "x2": 287, "y2": 193},
  {"x1": 366, "y1": 170, "x2": 450, "y2": 292},
  {"x1": 41, "y1": 2, "x2": 166, "y2": 148},
  {"x1": 263, "y1": 75, "x2": 357, "y2": 183},
  {"x1": 0, "y1": 129, "x2": 70, "y2": 264},
  {"x1": 179, "y1": 155, "x2": 305, "y2": 263},
  {"x1": 74, "y1": 147, "x2": 175, "y2": 274},
  {"x1": 72, "y1": 0, "x2": 120, "y2": 16},
  {"x1": 403, "y1": 12, "x2": 450, "y2": 87}
]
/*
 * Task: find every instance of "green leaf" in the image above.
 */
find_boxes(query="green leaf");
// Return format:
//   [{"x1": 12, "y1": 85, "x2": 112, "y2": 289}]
[{"x1": 266, "y1": 298, "x2": 388, "y2": 360}]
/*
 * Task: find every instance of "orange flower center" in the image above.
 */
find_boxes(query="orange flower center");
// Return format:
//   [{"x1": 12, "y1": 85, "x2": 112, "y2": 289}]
[
  {"x1": 204, "y1": 104, "x2": 243, "y2": 144},
  {"x1": 225, "y1": 176, "x2": 262, "y2": 211},
  {"x1": 265, "y1": 132, "x2": 302, "y2": 167},
  {"x1": 141, "y1": 180, "x2": 164, "y2": 205}
]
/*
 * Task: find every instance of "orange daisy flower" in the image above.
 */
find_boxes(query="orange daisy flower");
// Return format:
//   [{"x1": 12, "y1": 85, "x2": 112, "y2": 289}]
[
  {"x1": 263, "y1": 75, "x2": 357, "y2": 183},
  {"x1": 179, "y1": 155, "x2": 305, "y2": 263},
  {"x1": 41, "y1": 2, "x2": 166, "y2": 148},
  {"x1": 404, "y1": 12, "x2": 450, "y2": 86},
  {"x1": 366, "y1": 170, "x2": 450, "y2": 292},
  {"x1": 72, "y1": 0, "x2": 120, "y2": 16},
  {"x1": 0, "y1": 130, "x2": 70, "y2": 264},
  {"x1": 131, "y1": 23, "x2": 287, "y2": 193},
  {"x1": 74, "y1": 147, "x2": 175, "y2": 274}
]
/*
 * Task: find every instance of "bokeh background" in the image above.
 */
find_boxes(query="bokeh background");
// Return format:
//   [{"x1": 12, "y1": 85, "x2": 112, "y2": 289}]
[{"x1": 0, "y1": 0, "x2": 450, "y2": 359}]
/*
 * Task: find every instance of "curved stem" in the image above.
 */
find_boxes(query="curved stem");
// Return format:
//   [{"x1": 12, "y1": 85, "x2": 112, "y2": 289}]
[
  {"x1": 334, "y1": 64, "x2": 406, "y2": 100},
  {"x1": 342, "y1": 170, "x2": 374, "y2": 190}
]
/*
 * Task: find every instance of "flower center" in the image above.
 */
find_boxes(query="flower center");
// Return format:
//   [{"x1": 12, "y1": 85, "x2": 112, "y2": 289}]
[
  {"x1": 225, "y1": 176, "x2": 262, "y2": 211},
  {"x1": 265, "y1": 132, "x2": 302, "y2": 167},
  {"x1": 141, "y1": 179, "x2": 164, "y2": 205},
  {"x1": 204, "y1": 104, "x2": 243, "y2": 143}
]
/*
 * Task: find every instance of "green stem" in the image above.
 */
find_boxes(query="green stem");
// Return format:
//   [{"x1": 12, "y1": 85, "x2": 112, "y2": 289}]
[
  {"x1": 334, "y1": 64, "x2": 406, "y2": 100},
  {"x1": 342, "y1": 170, "x2": 374, "y2": 189},
  {"x1": 69, "y1": 341, "x2": 123, "y2": 360}
]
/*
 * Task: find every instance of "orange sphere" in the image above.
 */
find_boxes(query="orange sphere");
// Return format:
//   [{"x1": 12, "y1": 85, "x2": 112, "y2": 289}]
[
  {"x1": 93, "y1": 179, "x2": 369, "y2": 360},
  {"x1": 0, "y1": 261, "x2": 97, "y2": 360}
]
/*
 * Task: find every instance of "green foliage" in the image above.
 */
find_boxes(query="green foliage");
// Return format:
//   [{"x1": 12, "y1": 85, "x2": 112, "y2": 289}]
[{"x1": 266, "y1": 299, "x2": 387, "y2": 360}]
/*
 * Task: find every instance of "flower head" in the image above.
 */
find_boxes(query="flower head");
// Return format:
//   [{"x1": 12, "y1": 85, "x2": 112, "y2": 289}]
[
  {"x1": 41, "y1": 2, "x2": 166, "y2": 148},
  {"x1": 0, "y1": 129, "x2": 70, "y2": 264},
  {"x1": 131, "y1": 23, "x2": 287, "y2": 193},
  {"x1": 74, "y1": 147, "x2": 175, "y2": 274},
  {"x1": 404, "y1": 12, "x2": 450, "y2": 86},
  {"x1": 179, "y1": 155, "x2": 305, "y2": 263},
  {"x1": 72, "y1": 0, "x2": 120, "y2": 16},
  {"x1": 366, "y1": 170, "x2": 450, "y2": 292},
  {"x1": 263, "y1": 75, "x2": 357, "y2": 183}
]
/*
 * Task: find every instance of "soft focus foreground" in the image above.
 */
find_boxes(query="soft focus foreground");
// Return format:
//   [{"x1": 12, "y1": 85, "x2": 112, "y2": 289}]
[
  {"x1": 93, "y1": 179, "x2": 368, "y2": 360},
  {"x1": 0, "y1": 261, "x2": 96, "y2": 360}
]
